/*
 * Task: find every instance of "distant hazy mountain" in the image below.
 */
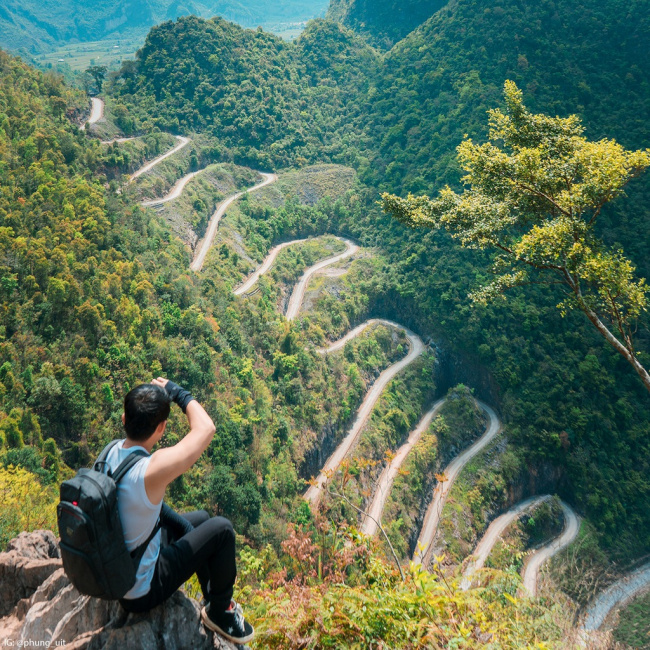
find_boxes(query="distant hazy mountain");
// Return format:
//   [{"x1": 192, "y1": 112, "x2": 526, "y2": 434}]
[
  {"x1": 0, "y1": 0, "x2": 328, "y2": 54},
  {"x1": 0, "y1": 1, "x2": 154, "y2": 52}
]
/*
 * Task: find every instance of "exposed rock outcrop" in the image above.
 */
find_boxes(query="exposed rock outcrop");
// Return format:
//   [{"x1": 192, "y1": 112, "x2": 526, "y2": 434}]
[
  {"x1": 0, "y1": 530, "x2": 245, "y2": 649},
  {"x1": 0, "y1": 530, "x2": 62, "y2": 617}
]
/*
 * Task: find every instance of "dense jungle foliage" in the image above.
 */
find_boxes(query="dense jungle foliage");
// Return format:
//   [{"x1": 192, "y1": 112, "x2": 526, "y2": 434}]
[{"x1": 326, "y1": 0, "x2": 448, "y2": 48}]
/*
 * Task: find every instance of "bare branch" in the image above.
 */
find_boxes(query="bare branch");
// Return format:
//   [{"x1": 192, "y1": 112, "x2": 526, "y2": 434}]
[{"x1": 327, "y1": 487, "x2": 405, "y2": 581}]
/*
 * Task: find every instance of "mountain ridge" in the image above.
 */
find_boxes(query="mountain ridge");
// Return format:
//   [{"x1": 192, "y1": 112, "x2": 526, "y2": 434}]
[
  {"x1": 326, "y1": 0, "x2": 448, "y2": 48},
  {"x1": 0, "y1": 0, "x2": 329, "y2": 55}
]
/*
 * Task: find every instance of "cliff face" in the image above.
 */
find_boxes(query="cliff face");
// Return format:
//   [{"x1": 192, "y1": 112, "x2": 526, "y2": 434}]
[{"x1": 0, "y1": 531, "x2": 242, "y2": 650}]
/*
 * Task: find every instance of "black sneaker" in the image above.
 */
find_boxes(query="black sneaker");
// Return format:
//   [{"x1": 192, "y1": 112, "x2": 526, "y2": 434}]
[{"x1": 201, "y1": 601, "x2": 255, "y2": 644}]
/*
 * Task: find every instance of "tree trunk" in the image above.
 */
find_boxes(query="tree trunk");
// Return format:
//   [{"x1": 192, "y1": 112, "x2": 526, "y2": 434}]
[{"x1": 580, "y1": 302, "x2": 650, "y2": 395}]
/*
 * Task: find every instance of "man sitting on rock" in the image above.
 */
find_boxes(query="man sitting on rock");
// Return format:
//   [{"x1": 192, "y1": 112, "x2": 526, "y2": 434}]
[{"x1": 104, "y1": 378, "x2": 254, "y2": 644}]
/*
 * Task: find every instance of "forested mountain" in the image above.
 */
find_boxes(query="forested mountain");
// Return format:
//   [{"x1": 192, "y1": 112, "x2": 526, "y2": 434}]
[
  {"x1": 110, "y1": 0, "x2": 650, "y2": 290},
  {"x1": 0, "y1": 41, "x2": 574, "y2": 646},
  {"x1": 326, "y1": 0, "x2": 448, "y2": 48},
  {"x1": 112, "y1": 17, "x2": 378, "y2": 167},
  {"x1": 0, "y1": 0, "x2": 328, "y2": 55},
  {"x1": 113, "y1": 0, "x2": 650, "y2": 205}
]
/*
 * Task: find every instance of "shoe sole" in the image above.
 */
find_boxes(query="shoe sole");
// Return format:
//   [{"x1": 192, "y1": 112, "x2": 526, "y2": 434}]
[{"x1": 200, "y1": 606, "x2": 255, "y2": 644}]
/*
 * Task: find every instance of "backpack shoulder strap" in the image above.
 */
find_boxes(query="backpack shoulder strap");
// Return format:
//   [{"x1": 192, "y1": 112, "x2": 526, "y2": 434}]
[
  {"x1": 94, "y1": 439, "x2": 121, "y2": 467},
  {"x1": 112, "y1": 449, "x2": 150, "y2": 484}
]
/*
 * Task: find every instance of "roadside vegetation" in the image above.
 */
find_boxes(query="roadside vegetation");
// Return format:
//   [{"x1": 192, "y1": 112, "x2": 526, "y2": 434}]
[
  {"x1": 613, "y1": 591, "x2": 650, "y2": 649},
  {"x1": 320, "y1": 351, "x2": 437, "y2": 528},
  {"x1": 484, "y1": 498, "x2": 565, "y2": 574},
  {"x1": 100, "y1": 131, "x2": 176, "y2": 180}
]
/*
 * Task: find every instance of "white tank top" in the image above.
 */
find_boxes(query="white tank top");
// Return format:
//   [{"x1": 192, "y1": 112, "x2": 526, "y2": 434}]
[{"x1": 105, "y1": 440, "x2": 162, "y2": 599}]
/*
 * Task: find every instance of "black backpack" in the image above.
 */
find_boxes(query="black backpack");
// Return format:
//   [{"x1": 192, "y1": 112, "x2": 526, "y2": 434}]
[{"x1": 57, "y1": 440, "x2": 161, "y2": 600}]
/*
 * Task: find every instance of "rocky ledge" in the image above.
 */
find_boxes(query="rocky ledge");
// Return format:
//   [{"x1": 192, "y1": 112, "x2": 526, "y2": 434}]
[{"x1": 0, "y1": 530, "x2": 245, "y2": 649}]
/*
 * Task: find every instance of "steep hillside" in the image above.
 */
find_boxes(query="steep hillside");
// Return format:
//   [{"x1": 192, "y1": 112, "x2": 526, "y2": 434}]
[
  {"x1": 326, "y1": 0, "x2": 448, "y2": 48},
  {"x1": 0, "y1": 49, "x2": 581, "y2": 644},
  {"x1": 113, "y1": 0, "x2": 650, "y2": 214},
  {"x1": 364, "y1": 0, "x2": 650, "y2": 200},
  {"x1": 1, "y1": 0, "x2": 650, "y2": 643},
  {"x1": 111, "y1": 16, "x2": 378, "y2": 167}
]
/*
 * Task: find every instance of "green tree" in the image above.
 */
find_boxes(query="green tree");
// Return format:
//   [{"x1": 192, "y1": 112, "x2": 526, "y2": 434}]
[
  {"x1": 1, "y1": 416, "x2": 23, "y2": 448},
  {"x1": 86, "y1": 65, "x2": 107, "y2": 93},
  {"x1": 383, "y1": 81, "x2": 650, "y2": 394},
  {"x1": 207, "y1": 464, "x2": 261, "y2": 532},
  {"x1": 50, "y1": 96, "x2": 67, "y2": 121}
]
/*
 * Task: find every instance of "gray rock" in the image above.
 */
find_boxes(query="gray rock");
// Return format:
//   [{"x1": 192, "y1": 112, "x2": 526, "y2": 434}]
[
  {"x1": 6, "y1": 529, "x2": 61, "y2": 559},
  {"x1": 0, "y1": 530, "x2": 62, "y2": 616},
  {"x1": 0, "y1": 531, "x2": 246, "y2": 650}
]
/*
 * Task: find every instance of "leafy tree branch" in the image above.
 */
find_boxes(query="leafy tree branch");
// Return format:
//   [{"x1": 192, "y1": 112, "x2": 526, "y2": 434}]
[{"x1": 383, "y1": 81, "x2": 650, "y2": 394}]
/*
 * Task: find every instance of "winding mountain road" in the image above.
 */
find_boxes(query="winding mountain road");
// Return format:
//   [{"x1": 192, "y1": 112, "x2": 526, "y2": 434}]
[
  {"x1": 581, "y1": 560, "x2": 650, "y2": 633},
  {"x1": 234, "y1": 239, "x2": 307, "y2": 296},
  {"x1": 82, "y1": 97, "x2": 104, "y2": 130},
  {"x1": 316, "y1": 320, "x2": 377, "y2": 355},
  {"x1": 121, "y1": 134, "x2": 648, "y2": 641},
  {"x1": 286, "y1": 239, "x2": 359, "y2": 320},
  {"x1": 361, "y1": 398, "x2": 446, "y2": 537},
  {"x1": 304, "y1": 320, "x2": 425, "y2": 506},
  {"x1": 129, "y1": 136, "x2": 191, "y2": 182},
  {"x1": 460, "y1": 495, "x2": 551, "y2": 590},
  {"x1": 522, "y1": 501, "x2": 580, "y2": 596},
  {"x1": 190, "y1": 172, "x2": 278, "y2": 272},
  {"x1": 100, "y1": 137, "x2": 137, "y2": 145},
  {"x1": 413, "y1": 401, "x2": 502, "y2": 567},
  {"x1": 140, "y1": 169, "x2": 204, "y2": 207}
]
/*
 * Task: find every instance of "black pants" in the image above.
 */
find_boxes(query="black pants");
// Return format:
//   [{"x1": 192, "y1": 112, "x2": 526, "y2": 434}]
[{"x1": 120, "y1": 508, "x2": 236, "y2": 614}]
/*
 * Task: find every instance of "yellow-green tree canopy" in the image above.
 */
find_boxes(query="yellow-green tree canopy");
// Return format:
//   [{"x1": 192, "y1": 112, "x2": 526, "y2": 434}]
[{"x1": 383, "y1": 81, "x2": 650, "y2": 393}]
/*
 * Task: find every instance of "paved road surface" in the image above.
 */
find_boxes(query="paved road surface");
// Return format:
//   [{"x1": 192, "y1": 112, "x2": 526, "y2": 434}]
[
  {"x1": 581, "y1": 560, "x2": 650, "y2": 632},
  {"x1": 82, "y1": 97, "x2": 104, "y2": 130},
  {"x1": 100, "y1": 137, "x2": 137, "y2": 145},
  {"x1": 413, "y1": 401, "x2": 502, "y2": 567},
  {"x1": 190, "y1": 173, "x2": 278, "y2": 272},
  {"x1": 285, "y1": 239, "x2": 359, "y2": 320},
  {"x1": 460, "y1": 495, "x2": 551, "y2": 590},
  {"x1": 522, "y1": 501, "x2": 580, "y2": 596},
  {"x1": 304, "y1": 321, "x2": 425, "y2": 506},
  {"x1": 234, "y1": 239, "x2": 307, "y2": 295},
  {"x1": 361, "y1": 398, "x2": 446, "y2": 537},
  {"x1": 140, "y1": 169, "x2": 204, "y2": 207},
  {"x1": 129, "y1": 136, "x2": 191, "y2": 182}
]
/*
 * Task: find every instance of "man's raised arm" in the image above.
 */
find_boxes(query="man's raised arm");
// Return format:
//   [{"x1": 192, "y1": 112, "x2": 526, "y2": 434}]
[{"x1": 145, "y1": 377, "x2": 215, "y2": 505}]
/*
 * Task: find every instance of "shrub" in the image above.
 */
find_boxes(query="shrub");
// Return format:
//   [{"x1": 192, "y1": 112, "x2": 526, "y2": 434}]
[{"x1": 0, "y1": 465, "x2": 57, "y2": 547}]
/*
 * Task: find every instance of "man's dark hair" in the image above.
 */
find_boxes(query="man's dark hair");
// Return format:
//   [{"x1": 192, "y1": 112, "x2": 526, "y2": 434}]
[{"x1": 124, "y1": 384, "x2": 171, "y2": 441}]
